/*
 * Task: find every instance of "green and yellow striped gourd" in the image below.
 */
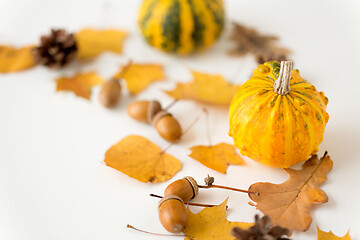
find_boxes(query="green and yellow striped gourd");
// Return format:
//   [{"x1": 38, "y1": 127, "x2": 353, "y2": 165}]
[
  {"x1": 229, "y1": 61, "x2": 329, "y2": 168},
  {"x1": 138, "y1": 0, "x2": 225, "y2": 55}
]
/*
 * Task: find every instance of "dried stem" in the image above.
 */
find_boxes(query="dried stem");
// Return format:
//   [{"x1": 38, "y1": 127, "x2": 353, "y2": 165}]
[
  {"x1": 127, "y1": 224, "x2": 185, "y2": 237},
  {"x1": 163, "y1": 99, "x2": 179, "y2": 111},
  {"x1": 273, "y1": 61, "x2": 292, "y2": 95},
  {"x1": 203, "y1": 108, "x2": 212, "y2": 147},
  {"x1": 160, "y1": 116, "x2": 200, "y2": 154},
  {"x1": 198, "y1": 184, "x2": 259, "y2": 196},
  {"x1": 150, "y1": 194, "x2": 221, "y2": 208}
]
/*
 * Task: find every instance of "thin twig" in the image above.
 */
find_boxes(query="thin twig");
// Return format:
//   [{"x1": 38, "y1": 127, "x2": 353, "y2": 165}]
[
  {"x1": 160, "y1": 116, "x2": 200, "y2": 154},
  {"x1": 198, "y1": 184, "x2": 259, "y2": 196},
  {"x1": 182, "y1": 116, "x2": 200, "y2": 138},
  {"x1": 202, "y1": 108, "x2": 212, "y2": 147},
  {"x1": 127, "y1": 224, "x2": 185, "y2": 237},
  {"x1": 163, "y1": 99, "x2": 179, "y2": 111},
  {"x1": 150, "y1": 194, "x2": 222, "y2": 208}
]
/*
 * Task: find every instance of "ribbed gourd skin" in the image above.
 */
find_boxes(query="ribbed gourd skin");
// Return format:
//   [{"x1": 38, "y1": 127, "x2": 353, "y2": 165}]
[
  {"x1": 138, "y1": 0, "x2": 225, "y2": 55},
  {"x1": 229, "y1": 61, "x2": 329, "y2": 168}
]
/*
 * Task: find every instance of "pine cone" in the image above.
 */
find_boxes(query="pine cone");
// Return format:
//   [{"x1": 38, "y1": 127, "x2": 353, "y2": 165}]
[
  {"x1": 231, "y1": 215, "x2": 291, "y2": 240},
  {"x1": 33, "y1": 29, "x2": 77, "y2": 68},
  {"x1": 256, "y1": 54, "x2": 288, "y2": 64}
]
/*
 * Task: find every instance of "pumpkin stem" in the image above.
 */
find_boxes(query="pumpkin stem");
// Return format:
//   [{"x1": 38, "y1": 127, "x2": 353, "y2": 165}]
[{"x1": 274, "y1": 61, "x2": 293, "y2": 95}]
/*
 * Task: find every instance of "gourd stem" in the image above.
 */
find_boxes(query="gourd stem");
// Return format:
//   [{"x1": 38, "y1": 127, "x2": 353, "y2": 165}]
[{"x1": 273, "y1": 61, "x2": 293, "y2": 95}]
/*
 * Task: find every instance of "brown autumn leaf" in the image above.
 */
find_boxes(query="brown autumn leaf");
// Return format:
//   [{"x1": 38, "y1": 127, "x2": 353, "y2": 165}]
[
  {"x1": 318, "y1": 227, "x2": 351, "y2": 240},
  {"x1": 229, "y1": 22, "x2": 291, "y2": 64},
  {"x1": 164, "y1": 71, "x2": 241, "y2": 105},
  {"x1": 248, "y1": 152, "x2": 333, "y2": 231},
  {"x1": 0, "y1": 45, "x2": 36, "y2": 73},
  {"x1": 56, "y1": 72, "x2": 104, "y2": 99},
  {"x1": 189, "y1": 143, "x2": 245, "y2": 173},
  {"x1": 104, "y1": 135, "x2": 181, "y2": 183},
  {"x1": 113, "y1": 63, "x2": 165, "y2": 94},
  {"x1": 76, "y1": 28, "x2": 127, "y2": 59},
  {"x1": 184, "y1": 198, "x2": 252, "y2": 240}
]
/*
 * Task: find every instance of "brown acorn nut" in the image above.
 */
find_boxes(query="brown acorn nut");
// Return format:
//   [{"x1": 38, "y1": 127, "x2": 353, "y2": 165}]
[
  {"x1": 99, "y1": 79, "x2": 121, "y2": 108},
  {"x1": 152, "y1": 110, "x2": 182, "y2": 142},
  {"x1": 158, "y1": 195, "x2": 188, "y2": 233},
  {"x1": 164, "y1": 176, "x2": 199, "y2": 202},
  {"x1": 127, "y1": 100, "x2": 162, "y2": 123}
]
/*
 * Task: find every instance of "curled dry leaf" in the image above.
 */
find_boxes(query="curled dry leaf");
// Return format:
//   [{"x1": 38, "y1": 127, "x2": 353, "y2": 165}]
[
  {"x1": 318, "y1": 227, "x2": 351, "y2": 240},
  {"x1": 189, "y1": 143, "x2": 245, "y2": 173},
  {"x1": 183, "y1": 198, "x2": 252, "y2": 240},
  {"x1": 75, "y1": 28, "x2": 127, "y2": 59},
  {"x1": 248, "y1": 153, "x2": 333, "y2": 231},
  {"x1": 104, "y1": 135, "x2": 181, "y2": 183},
  {"x1": 56, "y1": 72, "x2": 104, "y2": 100},
  {"x1": 232, "y1": 215, "x2": 290, "y2": 240},
  {"x1": 113, "y1": 63, "x2": 165, "y2": 94},
  {"x1": 229, "y1": 22, "x2": 291, "y2": 64},
  {"x1": 165, "y1": 71, "x2": 240, "y2": 105},
  {"x1": 0, "y1": 45, "x2": 36, "y2": 73}
]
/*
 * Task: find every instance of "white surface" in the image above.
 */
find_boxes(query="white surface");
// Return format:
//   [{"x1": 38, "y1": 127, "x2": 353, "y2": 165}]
[{"x1": 1, "y1": 0, "x2": 360, "y2": 239}]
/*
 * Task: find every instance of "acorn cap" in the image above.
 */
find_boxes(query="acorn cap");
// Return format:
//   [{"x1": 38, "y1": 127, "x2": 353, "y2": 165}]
[
  {"x1": 183, "y1": 176, "x2": 199, "y2": 199},
  {"x1": 158, "y1": 195, "x2": 184, "y2": 209},
  {"x1": 152, "y1": 110, "x2": 172, "y2": 126},
  {"x1": 147, "y1": 100, "x2": 162, "y2": 123}
]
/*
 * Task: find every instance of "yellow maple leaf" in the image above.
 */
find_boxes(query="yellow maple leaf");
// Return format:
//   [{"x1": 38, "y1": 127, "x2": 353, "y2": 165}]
[
  {"x1": 104, "y1": 135, "x2": 181, "y2": 183},
  {"x1": 189, "y1": 143, "x2": 245, "y2": 173},
  {"x1": 318, "y1": 227, "x2": 351, "y2": 240},
  {"x1": 75, "y1": 28, "x2": 127, "y2": 59},
  {"x1": 164, "y1": 71, "x2": 241, "y2": 105},
  {"x1": 184, "y1": 198, "x2": 252, "y2": 240},
  {"x1": 113, "y1": 63, "x2": 165, "y2": 94},
  {"x1": 0, "y1": 45, "x2": 36, "y2": 73},
  {"x1": 56, "y1": 72, "x2": 104, "y2": 100}
]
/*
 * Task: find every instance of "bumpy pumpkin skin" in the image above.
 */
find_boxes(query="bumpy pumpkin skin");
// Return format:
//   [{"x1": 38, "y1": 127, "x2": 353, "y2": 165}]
[
  {"x1": 229, "y1": 61, "x2": 329, "y2": 168},
  {"x1": 138, "y1": 0, "x2": 225, "y2": 55}
]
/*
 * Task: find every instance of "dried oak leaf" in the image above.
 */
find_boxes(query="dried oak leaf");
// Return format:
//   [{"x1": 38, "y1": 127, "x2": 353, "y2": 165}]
[
  {"x1": 189, "y1": 143, "x2": 245, "y2": 173},
  {"x1": 318, "y1": 227, "x2": 351, "y2": 240},
  {"x1": 164, "y1": 71, "x2": 240, "y2": 105},
  {"x1": 0, "y1": 45, "x2": 36, "y2": 73},
  {"x1": 184, "y1": 198, "x2": 252, "y2": 240},
  {"x1": 56, "y1": 72, "x2": 104, "y2": 99},
  {"x1": 75, "y1": 28, "x2": 127, "y2": 59},
  {"x1": 113, "y1": 63, "x2": 165, "y2": 94},
  {"x1": 248, "y1": 153, "x2": 333, "y2": 231},
  {"x1": 104, "y1": 135, "x2": 181, "y2": 183},
  {"x1": 229, "y1": 22, "x2": 291, "y2": 64}
]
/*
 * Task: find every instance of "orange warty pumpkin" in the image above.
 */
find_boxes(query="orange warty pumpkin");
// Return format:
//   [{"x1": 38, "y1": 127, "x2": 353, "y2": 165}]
[{"x1": 229, "y1": 61, "x2": 329, "y2": 168}]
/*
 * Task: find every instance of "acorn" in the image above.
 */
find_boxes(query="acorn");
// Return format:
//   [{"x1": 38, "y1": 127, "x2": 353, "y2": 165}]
[
  {"x1": 152, "y1": 110, "x2": 182, "y2": 142},
  {"x1": 158, "y1": 195, "x2": 188, "y2": 233},
  {"x1": 164, "y1": 176, "x2": 199, "y2": 202},
  {"x1": 99, "y1": 79, "x2": 121, "y2": 108},
  {"x1": 127, "y1": 100, "x2": 162, "y2": 123}
]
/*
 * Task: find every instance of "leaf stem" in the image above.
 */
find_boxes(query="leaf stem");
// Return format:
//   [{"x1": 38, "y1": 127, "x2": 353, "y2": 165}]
[
  {"x1": 150, "y1": 194, "x2": 222, "y2": 208},
  {"x1": 203, "y1": 108, "x2": 212, "y2": 147},
  {"x1": 127, "y1": 224, "x2": 185, "y2": 237},
  {"x1": 198, "y1": 184, "x2": 259, "y2": 196},
  {"x1": 163, "y1": 99, "x2": 179, "y2": 111},
  {"x1": 160, "y1": 116, "x2": 200, "y2": 154}
]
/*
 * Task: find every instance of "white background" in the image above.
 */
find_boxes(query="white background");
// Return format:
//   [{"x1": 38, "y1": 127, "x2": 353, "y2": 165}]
[{"x1": 1, "y1": 0, "x2": 360, "y2": 239}]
